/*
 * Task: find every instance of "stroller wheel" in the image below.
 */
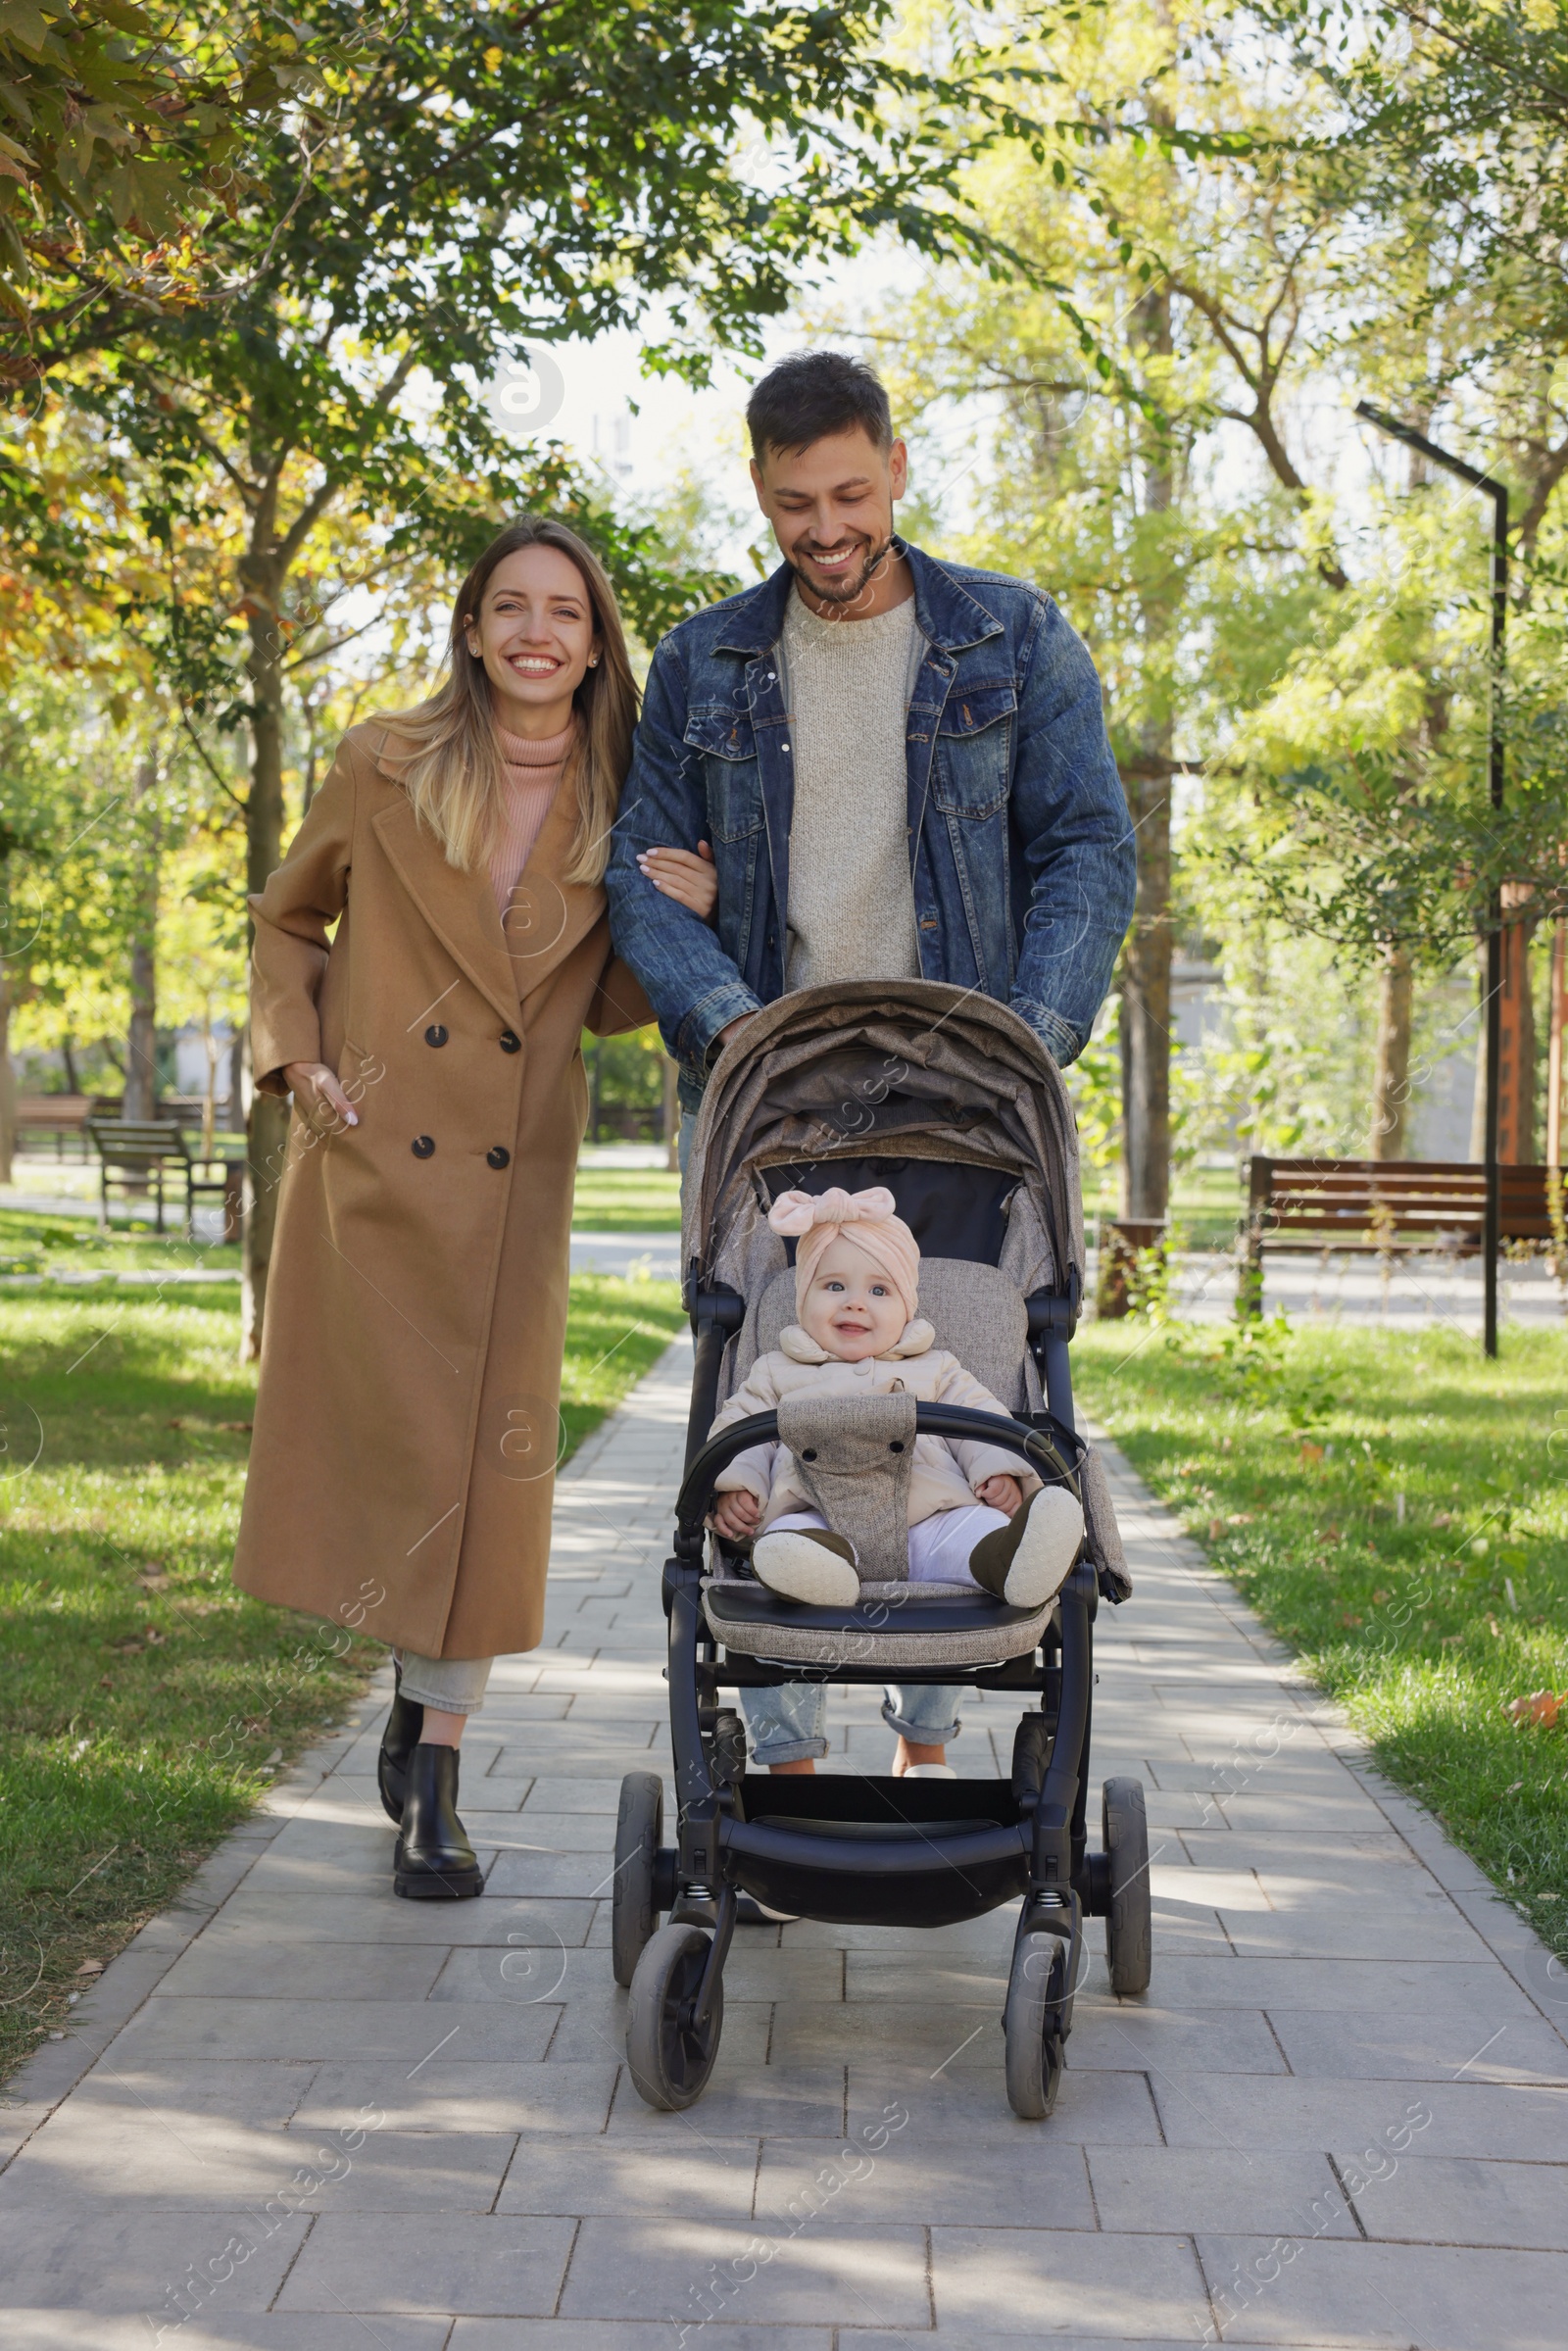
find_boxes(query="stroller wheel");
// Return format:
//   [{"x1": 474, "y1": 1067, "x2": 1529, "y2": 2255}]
[
  {"x1": 626, "y1": 1922, "x2": 725, "y2": 2110},
  {"x1": 612, "y1": 1773, "x2": 664, "y2": 1989},
  {"x1": 1004, "y1": 1929, "x2": 1066, "y2": 2120},
  {"x1": 1102, "y1": 1778, "x2": 1152, "y2": 1996}
]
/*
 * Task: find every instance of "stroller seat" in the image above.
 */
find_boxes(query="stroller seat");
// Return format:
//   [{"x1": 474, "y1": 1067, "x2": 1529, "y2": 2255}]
[{"x1": 702, "y1": 1257, "x2": 1060, "y2": 1670}]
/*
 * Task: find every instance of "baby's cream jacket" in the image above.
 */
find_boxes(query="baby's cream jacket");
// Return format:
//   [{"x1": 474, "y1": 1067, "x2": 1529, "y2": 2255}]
[{"x1": 709, "y1": 1319, "x2": 1040, "y2": 1533}]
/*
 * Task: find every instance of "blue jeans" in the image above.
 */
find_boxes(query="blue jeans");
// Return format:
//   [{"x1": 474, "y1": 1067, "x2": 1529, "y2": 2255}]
[{"x1": 739, "y1": 1681, "x2": 966, "y2": 1768}]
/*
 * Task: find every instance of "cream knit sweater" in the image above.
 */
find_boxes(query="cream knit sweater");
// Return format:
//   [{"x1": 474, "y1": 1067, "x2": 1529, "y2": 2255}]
[{"x1": 779, "y1": 589, "x2": 924, "y2": 990}]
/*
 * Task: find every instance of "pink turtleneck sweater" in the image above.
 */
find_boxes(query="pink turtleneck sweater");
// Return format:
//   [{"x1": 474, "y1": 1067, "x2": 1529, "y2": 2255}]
[{"x1": 490, "y1": 718, "x2": 576, "y2": 915}]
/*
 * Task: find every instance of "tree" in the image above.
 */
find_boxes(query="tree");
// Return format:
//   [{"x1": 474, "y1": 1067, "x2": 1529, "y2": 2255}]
[
  {"x1": 10, "y1": 0, "x2": 1039, "y2": 1352},
  {"x1": 0, "y1": 1, "x2": 351, "y2": 364}
]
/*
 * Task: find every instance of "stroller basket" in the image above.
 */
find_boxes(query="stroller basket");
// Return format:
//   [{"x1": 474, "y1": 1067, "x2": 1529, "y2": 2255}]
[{"x1": 614, "y1": 982, "x2": 1152, "y2": 2121}]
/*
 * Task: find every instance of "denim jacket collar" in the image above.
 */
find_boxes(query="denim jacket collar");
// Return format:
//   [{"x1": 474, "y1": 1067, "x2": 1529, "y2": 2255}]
[{"x1": 712, "y1": 538, "x2": 1004, "y2": 659}]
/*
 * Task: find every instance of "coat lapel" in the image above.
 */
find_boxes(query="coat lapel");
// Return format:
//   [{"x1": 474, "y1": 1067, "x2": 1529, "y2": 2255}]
[
  {"x1": 368, "y1": 731, "x2": 606, "y2": 1020},
  {"x1": 370, "y1": 795, "x2": 521, "y2": 1030}
]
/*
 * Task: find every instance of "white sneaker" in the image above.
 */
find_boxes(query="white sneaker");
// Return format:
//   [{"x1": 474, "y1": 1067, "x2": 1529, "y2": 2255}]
[
  {"x1": 901, "y1": 1763, "x2": 957, "y2": 1779},
  {"x1": 752, "y1": 1528, "x2": 859, "y2": 1607},
  {"x1": 969, "y1": 1486, "x2": 1086, "y2": 1608}
]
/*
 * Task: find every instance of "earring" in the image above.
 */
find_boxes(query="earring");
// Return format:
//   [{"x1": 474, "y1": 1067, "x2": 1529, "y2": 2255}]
[{"x1": 588, "y1": 656, "x2": 599, "y2": 667}]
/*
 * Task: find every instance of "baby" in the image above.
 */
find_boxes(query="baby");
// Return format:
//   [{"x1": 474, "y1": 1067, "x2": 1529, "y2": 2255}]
[{"x1": 707, "y1": 1187, "x2": 1085, "y2": 1609}]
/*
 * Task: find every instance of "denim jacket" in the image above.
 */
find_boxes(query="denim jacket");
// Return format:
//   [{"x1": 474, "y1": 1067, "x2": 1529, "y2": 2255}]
[{"x1": 606, "y1": 540, "x2": 1136, "y2": 1107}]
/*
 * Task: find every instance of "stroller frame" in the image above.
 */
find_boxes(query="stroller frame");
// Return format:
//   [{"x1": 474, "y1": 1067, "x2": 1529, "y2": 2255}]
[{"x1": 615, "y1": 986, "x2": 1151, "y2": 2120}]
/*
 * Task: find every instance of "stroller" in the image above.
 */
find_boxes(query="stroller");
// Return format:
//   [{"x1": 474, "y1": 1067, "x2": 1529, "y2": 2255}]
[{"x1": 613, "y1": 981, "x2": 1151, "y2": 2119}]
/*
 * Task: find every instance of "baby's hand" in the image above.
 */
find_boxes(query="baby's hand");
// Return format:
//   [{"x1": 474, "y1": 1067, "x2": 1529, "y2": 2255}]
[
  {"x1": 710, "y1": 1488, "x2": 761, "y2": 1543},
  {"x1": 637, "y1": 843, "x2": 717, "y2": 922},
  {"x1": 975, "y1": 1474, "x2": 1023, "y2": 1518}
]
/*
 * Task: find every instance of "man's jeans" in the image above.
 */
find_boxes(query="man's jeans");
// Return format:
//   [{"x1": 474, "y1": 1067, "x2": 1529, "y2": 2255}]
[{"x1": 739, "y1": 1681, "x2": 966, "y2": 1767}]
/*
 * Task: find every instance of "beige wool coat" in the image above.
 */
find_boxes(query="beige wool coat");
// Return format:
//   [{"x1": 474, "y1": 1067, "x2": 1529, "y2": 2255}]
[
  {"x1": 710, "y1": 1320, "x2": 1042, "y2": 1533},
  {"x1": 231, "y1": 720, "x2": 652, "y2": 1658}
]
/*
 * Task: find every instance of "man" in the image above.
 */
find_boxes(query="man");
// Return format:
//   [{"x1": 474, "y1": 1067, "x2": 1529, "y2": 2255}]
[{"x1": 607, "y1": 350, "x2": 1135, "y2": 1780}]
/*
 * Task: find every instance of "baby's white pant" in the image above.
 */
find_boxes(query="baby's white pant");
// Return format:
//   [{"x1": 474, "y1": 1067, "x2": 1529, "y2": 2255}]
[{"x1": 767, "y1": 1502, "x2": 1009, "y2": 1585}]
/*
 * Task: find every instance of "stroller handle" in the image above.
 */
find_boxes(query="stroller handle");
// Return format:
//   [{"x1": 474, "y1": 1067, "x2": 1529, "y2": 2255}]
[{"x1": 675, "y1": 1403, "x2": 1087, "y2": 1540}]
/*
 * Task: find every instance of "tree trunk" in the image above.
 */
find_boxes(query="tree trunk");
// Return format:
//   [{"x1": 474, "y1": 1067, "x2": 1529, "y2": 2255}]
[
  {"x1": 240, "y1": 537, "x2": 291, "y2": 1361},
  {"x1": 1119, "y1": 283, "x2": 1176, "y2": 1227},
  {"x1": 0, "y1": 857, "x2": 15, "y2": 1184},
  {"x1": 1496, "y1": 886, "x2": 1538, "y2": 1163},
  {"x1": 1368, "y1": 942, "x2": 1413, "y2": 1158},
  {"x1": 123, "y1": 754, "x2": 160, "y2": 1121}
]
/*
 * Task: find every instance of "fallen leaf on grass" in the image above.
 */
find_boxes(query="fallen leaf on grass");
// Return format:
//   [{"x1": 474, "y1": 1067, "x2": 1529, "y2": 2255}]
[
  {"x1": 1298, "y1": 1442, "x2": 1324, "y2": 1465},
  {"x1": 218, "y1": 1421, "x2": 253, "y2": 1434},
  {"x1": 1505, "y1": 1690, "x2": 1565, "y2": 1730},
  {"x1": 135, "y1": 1569, "x2": 169, "y2": 1591},
  {"x1": 1441, "y1": 1634, "x2": 1464, "y2": 1646},
  {"x1": 1506, "y1": 1781, "x2": 1524, "y2": 1795},
  {"x1": 75, "y1": 1959, "x2": 103, "y2": 1978}
]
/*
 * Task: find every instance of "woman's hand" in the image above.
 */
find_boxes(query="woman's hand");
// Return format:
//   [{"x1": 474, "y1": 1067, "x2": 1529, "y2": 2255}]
[
  {"x1": 710, "y1": 1488, "x2": 762, "y2": 1543},
  {"x1": 637, "y1": 841, "x2": 717, "y2": 923},
  {"x1": 283, "y1": 1061, "x2": 358, "y2": 1128},
  {"x1": 975, "y1": 1473, "x2": 1023, "y2": 1517}
]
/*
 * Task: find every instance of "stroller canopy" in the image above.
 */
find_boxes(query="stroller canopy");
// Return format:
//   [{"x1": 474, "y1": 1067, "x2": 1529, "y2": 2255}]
[{"x1": 683, "y1": 981, "x2": 1085, "y2": 1311}]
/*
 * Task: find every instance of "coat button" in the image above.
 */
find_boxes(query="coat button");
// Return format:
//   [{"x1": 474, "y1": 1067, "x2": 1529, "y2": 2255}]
[
  {"x1": 486, "y1": 1146, "x2": 511, "y2": 1169},
  {"x1": 499, "y1": 1029, "x2": 521, "y2": 1053},
  {"x1": 424, "y1": 1024, "x2": 449, "y2": 1047},
  {"x1": 412, "y1": 1136, "x2": 435, "y2": 1158}
]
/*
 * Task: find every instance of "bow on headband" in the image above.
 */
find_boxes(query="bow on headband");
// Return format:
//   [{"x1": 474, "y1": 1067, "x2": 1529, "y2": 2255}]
[{"x1": 767, "y1": 1185, "x2": 919, "y2": 1320}]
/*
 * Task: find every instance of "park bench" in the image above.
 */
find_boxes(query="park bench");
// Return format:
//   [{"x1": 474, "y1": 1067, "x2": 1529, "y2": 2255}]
[
  {"x1": 16, "y1": 1094, "x2": 95, "y2": 1159},
  {"x1": 86, "y1": 1118, "x2": 245, "y2": 1242},
  {"x1": 1240, "y1": 1155, "x2": 1565, "y2": 1308}
]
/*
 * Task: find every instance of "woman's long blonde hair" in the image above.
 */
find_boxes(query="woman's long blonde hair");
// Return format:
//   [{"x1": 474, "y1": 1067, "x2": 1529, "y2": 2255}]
[{"x1": 389, "y1": 516, "x2": 636, "y2": 886}]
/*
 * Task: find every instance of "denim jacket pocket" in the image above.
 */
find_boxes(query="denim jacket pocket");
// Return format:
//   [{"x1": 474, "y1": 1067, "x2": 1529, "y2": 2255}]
[
  {"x1": 683, "y1": 705, "x2": 764, "y2": 842},
  {"x1": 932, "y1": 683, "x2": 1016, "y2": 815}
]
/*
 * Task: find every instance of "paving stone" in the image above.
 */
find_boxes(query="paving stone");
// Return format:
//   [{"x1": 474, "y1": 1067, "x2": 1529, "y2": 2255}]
[
  {"x1": 0, "y1": 2206, "x2": 311, "y2": 2310},
  {"x1": 1149, "y1": 2074, "x2": 1568, "y2": 2159},
  {"x1": 276, "y1": 2212, "x2": 576, "y2": 2313},
  {"x1": 294, "y1": 2058, "x2": 619, "y2": 2133},
  {"x1": 190, "y1": 1892, "x2": 597, "y2": 1945},
  {"x1": 0, "y1": 2111, "x2": 514, "y2": 2209},
  {"x1": 559, "y1": 2214, "x2": 930, "y2": 2327},
  {"x1": 153, "y1": 1936, "x2": 448, "y2": 2001},
  {"x1": 5, "y1": 2318, "x2": 450, "y2": 2349},
  {"x1": 1265, "y1": 2006, "x2": 1568, "y2": 2084},
  {"x1": 450, "y1": 2326, "x2": 830, "y2": 2351},
  {"x1": 1341, "y1": 2151, "x2": 1568, "y2": 2248},
  {"x1": 606, "y1": 2065, "x2": 847, "y2": 2139},
  {"x1": 112, "y1": 1996, "x2": 559, "y2": 2064},
  {"x1": 497, "y1": 2131, "x2": 760, "y2": 2217},
  {"x1": 1197, "y1": 2231, "x2": 1568, "y2": 2347},
  {"x1": 52, "y1": 2057, "x2": 316, "y2": 2125},
  {"x1": 1085, "y1": 2145, "x2": 1359, "y2": 2238},
  {"x1": 930, "y1": 2226, "x2": 1211, "y2": 2336},
  {"x1": 1138, "y1": 1955, "x2": 1539, "y2": 2012},
  {"x1": 846, "y1": 2063, "x2": 1164, "y2": 2146},
  {"x1": 759, "y1": 2131, "x2": 1095, "y2": 2228}
]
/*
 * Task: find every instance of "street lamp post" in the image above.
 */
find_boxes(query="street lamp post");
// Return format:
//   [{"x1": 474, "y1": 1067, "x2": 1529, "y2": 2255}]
[{"x1": 1354, "y1": 400, "x2": 1509, "y2": 1359}]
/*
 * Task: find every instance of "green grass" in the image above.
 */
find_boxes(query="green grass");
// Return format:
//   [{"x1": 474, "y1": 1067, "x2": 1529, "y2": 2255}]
[
  {"x1": 1073, "y1": 1315, "x2": 1568, "y2": 1944},
  {"x1": 0, "y1": 1266, "x2": 685, "y2": 2083},
  {"x1": 0, "y1": 1205, "x2": 242, "y2": 1279},
  {"x1": 571, "y1": 1165, "x2": 681, "y2": 1231}
]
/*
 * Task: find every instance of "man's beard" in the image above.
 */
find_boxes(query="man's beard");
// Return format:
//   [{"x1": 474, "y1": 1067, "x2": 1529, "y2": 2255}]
[{"x1": 788, "y1": 532, "x2": 896, "y2": 607}]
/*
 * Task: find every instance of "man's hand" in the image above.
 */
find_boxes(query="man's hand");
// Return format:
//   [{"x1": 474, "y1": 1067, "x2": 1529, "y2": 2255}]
[
  {"x1": 975, "y1": 1474, "x2": 1023, "y2": 1517},
  {"x1": 283, "y1": 1061, "x2": 358, "y2": 1127},
  {"x1": 710, "y1": 1488, "x2": 762, "y2": 1543},
  {"x1": 714, "y1": 1012, "x2": 757, "y2": 1053}
]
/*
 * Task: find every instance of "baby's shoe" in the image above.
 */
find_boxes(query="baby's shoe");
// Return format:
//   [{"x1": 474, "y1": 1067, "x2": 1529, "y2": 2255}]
[
  {"x1": 751, "y1": 1527, "x2": 859, "y2": 1606},
  {"x1": 967, "y1": 1486, "x2": 1085, "y2": 1608}
]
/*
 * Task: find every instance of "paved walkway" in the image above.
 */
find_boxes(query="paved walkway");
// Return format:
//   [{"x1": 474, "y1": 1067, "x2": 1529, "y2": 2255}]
[{"x1": 3, "y1": 1340, "x2": 1566, "y2": 2347}]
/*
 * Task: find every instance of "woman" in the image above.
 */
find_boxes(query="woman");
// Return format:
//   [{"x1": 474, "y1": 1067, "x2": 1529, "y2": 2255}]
[{"x1": 234, "y1": 516, "x2": 680, "y2": 1901}]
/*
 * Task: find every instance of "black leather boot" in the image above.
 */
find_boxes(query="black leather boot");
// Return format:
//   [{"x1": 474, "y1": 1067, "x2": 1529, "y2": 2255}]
[
  {"x1": 393, "y1": 1742, "x2": 484, "y2": 1900},
  {"x1": 377, "y1": 1661, "x2": 423, "y2": 1824}
]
